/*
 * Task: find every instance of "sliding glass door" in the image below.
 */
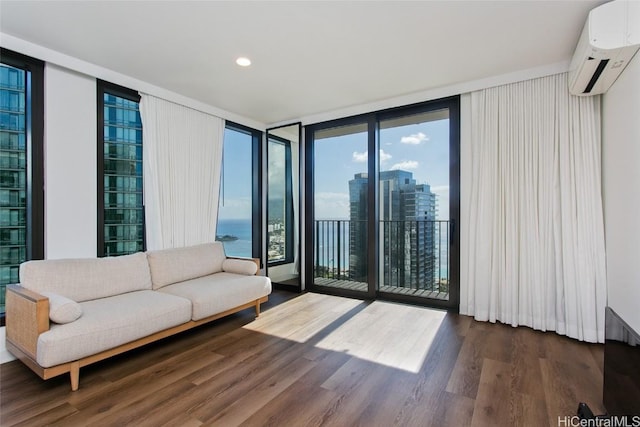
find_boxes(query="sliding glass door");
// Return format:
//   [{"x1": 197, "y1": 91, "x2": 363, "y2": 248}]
[
  {"x1": 378, "y1": 108, "x2": 454, "y2": 301},
  {"x1": 308, "y1": 121, "x2": 372, "y2": 297},
  {"x1": 306, "y1": 96, "x2": 459, "y2": 309}
]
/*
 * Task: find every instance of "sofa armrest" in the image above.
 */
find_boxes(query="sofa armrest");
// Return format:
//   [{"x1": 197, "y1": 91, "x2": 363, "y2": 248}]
[
  {"x1": 226, "y1": 257, "x2": 260, "y2": 275},
  {"x1": 5, "y1": 284, "x2": 50, "y2": 359}
]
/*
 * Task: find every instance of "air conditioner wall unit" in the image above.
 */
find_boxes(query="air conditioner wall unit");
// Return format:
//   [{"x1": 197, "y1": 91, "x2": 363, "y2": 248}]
[{"x1": 569, "y1": 0, "x2": 640, "y2": 96}]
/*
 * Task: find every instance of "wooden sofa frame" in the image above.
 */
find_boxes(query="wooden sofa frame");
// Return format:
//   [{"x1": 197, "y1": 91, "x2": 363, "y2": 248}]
[{"x1": 5, "y1": 258, "x2": 268, "y2": 392}]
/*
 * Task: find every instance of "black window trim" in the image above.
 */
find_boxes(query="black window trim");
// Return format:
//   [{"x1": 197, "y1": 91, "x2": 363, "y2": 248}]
[
  {"x1": 0, "y1": 48, "x2": 45, "y2": 324},
  {"x1": 266, "y1": 133, "x2": 294, "y2": 266},
  {"x1": 304, "y1": 95, "x2": 461, "y2": 311},
  {"x1": 96, "y1": 79, "x2": 144, "y2": 257},
  {"x1": 222, "y1": 121, "x2": 263, "y2": 263}
]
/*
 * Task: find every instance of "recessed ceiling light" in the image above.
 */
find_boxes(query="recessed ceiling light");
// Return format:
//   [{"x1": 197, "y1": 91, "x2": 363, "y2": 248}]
[{"x1": 236, "y1": 57, "x2": 251, "y2": 67}]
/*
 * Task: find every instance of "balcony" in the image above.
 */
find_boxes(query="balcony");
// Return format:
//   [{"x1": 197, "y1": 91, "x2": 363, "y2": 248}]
[{"x1": 314, "y1": 219, "x2": 450, "y2": 300}]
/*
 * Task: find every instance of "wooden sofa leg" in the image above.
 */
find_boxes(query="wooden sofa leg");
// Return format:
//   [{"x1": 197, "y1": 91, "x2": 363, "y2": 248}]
[
  {"x1": 70, "y1": 362, "x2": 80, "y2": 391},
  {"x1": 255, "y1": 300, "x2": 261, "y2": 317}
]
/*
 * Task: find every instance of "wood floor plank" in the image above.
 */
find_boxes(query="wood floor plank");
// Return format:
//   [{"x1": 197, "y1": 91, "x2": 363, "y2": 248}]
[
  {"x1": 206, "y1": 356, "x2": 317, "y2": 426},
  {"x1": 471, "y1": 358, "x2": 548, "y2": 427},
  {"x1": 540, "y1": 357, "x2": 606, "y2": 426},
  {"x1": 445, "y1": 324, "x2": 488, "y2": 399},
  {"x1": 51, "y1": 348, "x2": 225, "y2": 426},
  {"x1": 10, "y1": 402, "x2": 78, "y2": 427},
  {"x1": 239, "y1": 352, "x2": 349, "y2": 427},
  {"x1": 0, "y1": 290, "x2": 606, "y2": 427}
]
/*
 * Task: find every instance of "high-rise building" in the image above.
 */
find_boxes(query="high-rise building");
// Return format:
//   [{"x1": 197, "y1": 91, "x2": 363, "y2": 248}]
[
  {"x1": 0, "y1": 63, "x2": 27, "y2": 312},
  {"x1": 348, "y1": 173, "x2": 368, "y2": 281},
  {"x1": 349, "y1": 170, "x2": 437, "y2": 290}
]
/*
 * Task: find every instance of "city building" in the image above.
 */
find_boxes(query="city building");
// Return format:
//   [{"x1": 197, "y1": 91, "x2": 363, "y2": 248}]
[
  {"x1": 0, "y1": 63, "x2": 26, "y2": 312},
  {"x1": 349, "y1": 170, "x2": 438, "y2": 290},
  {"x1": 347, "y1": 172, "x2": 368, "y2": 281}
]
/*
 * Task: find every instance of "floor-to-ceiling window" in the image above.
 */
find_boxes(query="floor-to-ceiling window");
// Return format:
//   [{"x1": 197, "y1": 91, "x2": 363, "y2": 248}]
[
  {"x1": 267, "y1": 135, "x2": 293, "y2": 264},
  {"x1": 307, "y1": 120, "x2": 373, "y2": 298},
  {"x1": 378, "y1": 108, "x2": 453, "y2": 300},
  {"x1": 306, "y1": 96, "x2": 459, "y2": 309},
  {"x1": 0, "y1": 49, "x2": 44, "y2": 320},
  {"x1": 216, "y1": 122, "x2": 262, "y2": 259},
  {"x1": 97, "y1": 81, "x2": 144, "y2": 257}
]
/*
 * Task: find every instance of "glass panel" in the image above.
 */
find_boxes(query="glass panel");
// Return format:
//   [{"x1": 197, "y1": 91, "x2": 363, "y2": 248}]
[
  {"x1": 378, "y1": 109, "x2": 450, "y2": 299},
  {"x1": 267, "y1": 138, "x2": 288, "y2": 263},
  {"x1": 313, "y1": 123, "x2": 368, "y2": 292},
  {"x1": 217, "y1": 127, "x2": 253, "y2": 258},
  {"x1": 102, "y1": 92, "x2": 143, "y2": 257},
  {"x1": 0, "y1": 63, "x2": 26, "y2": 312}
]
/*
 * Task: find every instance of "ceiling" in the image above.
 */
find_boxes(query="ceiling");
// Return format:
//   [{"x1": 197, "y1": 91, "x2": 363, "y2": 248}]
[{"x1": 0, "y1": 1, "x2": 605, "y2": 126}]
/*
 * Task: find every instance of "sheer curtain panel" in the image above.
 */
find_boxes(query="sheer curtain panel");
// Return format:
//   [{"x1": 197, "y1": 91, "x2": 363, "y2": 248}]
[
  {"x1": 460, "y1": 73, "x2": 607, "y2": 343},
  {"x1": 140, "y1": 94, "x2": 224, "y2": 250}
]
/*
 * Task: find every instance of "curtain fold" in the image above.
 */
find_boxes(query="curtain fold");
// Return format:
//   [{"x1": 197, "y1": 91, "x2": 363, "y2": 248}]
[
  {"x1": 140, "y1": 94, "x2": 224, "y2": 250},
  {"x1": 460, "y1": 73, "x2": 607, "y2": 343}
]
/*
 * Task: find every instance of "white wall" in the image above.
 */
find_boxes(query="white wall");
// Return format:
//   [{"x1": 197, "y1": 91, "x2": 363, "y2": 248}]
[
  {"x1": 1, "y1": 64, "x2": 99, "y2": 364},
  {"x1": 602, "y1": 53, "x2": 640, "y2": 333},
  {"x1": 45, "y1": 64, "x2": 97, "y2": 259}
]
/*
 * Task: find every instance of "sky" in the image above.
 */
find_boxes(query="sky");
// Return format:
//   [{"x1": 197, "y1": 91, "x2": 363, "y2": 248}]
[
  {"x1": 218, "y1": 116, "x2": 451, "y2": 222},
  {"x1": 314, "y1": 117, "x2": 450, "y2": 220},
  {"x1": 217, "y1": 128, "x2": 253, "y2": 220}
]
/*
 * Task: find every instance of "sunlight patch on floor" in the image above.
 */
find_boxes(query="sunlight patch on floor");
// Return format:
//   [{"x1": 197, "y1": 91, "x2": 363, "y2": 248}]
[
  {"x1": 242, "y1": 292, "x2": 364, "y2": 343},
  {"x1": 314, "y1": 300, "x2": 446, "y2": 373}
]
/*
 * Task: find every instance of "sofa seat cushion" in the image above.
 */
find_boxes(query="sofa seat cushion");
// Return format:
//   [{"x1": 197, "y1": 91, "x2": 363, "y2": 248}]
[
  {"x1": 147, "y1": 242, "x2": 227, "y2": 290},
  {"x1": 36, "y1": 290, "x2": 192, "y2": 368},
  {"x1": 158, "y1": 273, "x2": 272, "y2": 321}
]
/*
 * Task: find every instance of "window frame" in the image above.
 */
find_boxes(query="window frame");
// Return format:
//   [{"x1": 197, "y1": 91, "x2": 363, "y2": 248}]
[
  {"x1": 96, "y1": 80, "x2": 144, "y2": 257},
  {"x1": 266, "y1": 134, "x2": 294, "y2": 266},
  {"x1": 0, "y1": 48, "x2": 45, "y2": 323},
  {"x1": 221, "y1": 121, "x2": 263, "y2": 262},
  {"x1": 304, "y1": 95, "x2": 460, "y2": 310}
]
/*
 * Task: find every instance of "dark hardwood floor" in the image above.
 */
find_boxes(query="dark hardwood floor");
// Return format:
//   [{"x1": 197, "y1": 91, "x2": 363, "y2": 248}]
[{"x1": 0, "y1": 291, "x2": 605, "y2": 426}]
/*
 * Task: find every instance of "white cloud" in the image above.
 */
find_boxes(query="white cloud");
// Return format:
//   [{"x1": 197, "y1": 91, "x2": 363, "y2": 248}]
[
  {"x1": 400, "y1": 132, "x2": 429, "y2": 145},
  {"x1": 390, "y1": 160, "x2": 419, "y2": 170},
  {"x1": 314, "y1": 192, "x2": 350, "y2": 219},
  {"x1": 352, "y1": 151, "x2": 368, "y2": 162},
  {"x1": 353, "y1": 149, "x2": 392, "y2": 163}
]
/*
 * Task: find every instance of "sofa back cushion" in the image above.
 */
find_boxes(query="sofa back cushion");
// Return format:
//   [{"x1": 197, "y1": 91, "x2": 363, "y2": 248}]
[
  {"x1": 146, "y1": 242, "x2": 226, "y2": 290},
  {"x1": 20, "y1": 252, "x2": 152, "y2": 302}
]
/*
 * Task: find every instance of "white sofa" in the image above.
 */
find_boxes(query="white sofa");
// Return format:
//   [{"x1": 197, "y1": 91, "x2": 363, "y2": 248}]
[{"x1": 5, "y1": 242, "x2": 271, "y2": 391}]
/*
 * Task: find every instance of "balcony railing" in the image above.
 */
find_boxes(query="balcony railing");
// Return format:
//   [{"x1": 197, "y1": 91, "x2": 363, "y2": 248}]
[{"x1": 314, "y1": 219, "x2": 450, "y2": 298}]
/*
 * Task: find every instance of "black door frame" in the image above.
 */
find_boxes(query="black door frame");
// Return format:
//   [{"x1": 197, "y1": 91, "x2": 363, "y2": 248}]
[{"x1": 305, "y1": 95, "x2": 460, "y2": 311}]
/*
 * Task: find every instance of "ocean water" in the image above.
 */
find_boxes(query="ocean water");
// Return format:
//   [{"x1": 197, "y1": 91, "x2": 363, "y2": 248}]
[{"x1": 216, "y1": 218, "x2": 252, "y2": 258}]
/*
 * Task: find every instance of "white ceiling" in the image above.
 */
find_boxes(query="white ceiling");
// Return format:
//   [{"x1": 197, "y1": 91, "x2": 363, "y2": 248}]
[{"x1": 0, "y1": 1, "x2": 605, "y2": 126}]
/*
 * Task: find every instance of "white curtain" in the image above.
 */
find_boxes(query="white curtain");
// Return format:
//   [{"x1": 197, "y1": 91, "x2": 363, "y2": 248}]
[
  {"x1": 460, "y1": 73, "x2": 607, "y2": 343},
  {"x1": 140, "y1": 94, "x2": 224, "y2": 250}
]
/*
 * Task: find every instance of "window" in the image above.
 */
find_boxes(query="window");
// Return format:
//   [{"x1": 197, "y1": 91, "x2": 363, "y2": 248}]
[
  {"x1": 306, "y1": 96, "x2": 460, "y2": 310},
  {"x1": 0, "y1": 49, "x2": 44, "y2": 319},
  {"x1": 97, "y1": 81, "x2": 144, "y2": 257},
  {"x1": 216, "y1": 122, "x2": 261, "y2": 259},
  {"x1": 267, "y1": 135, "x2": 294, "y2": 264}
]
